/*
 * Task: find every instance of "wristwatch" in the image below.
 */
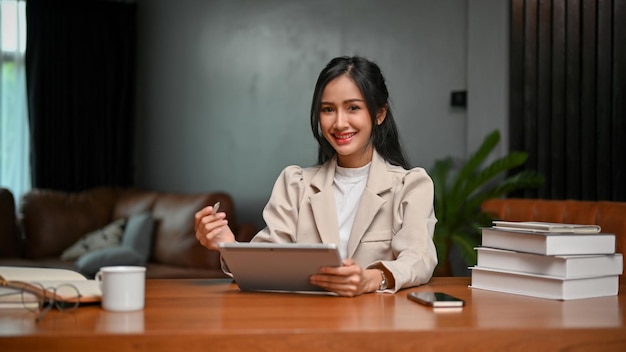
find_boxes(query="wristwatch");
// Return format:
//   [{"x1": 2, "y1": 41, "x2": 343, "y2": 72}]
[{"x1": 378, "y1": 269, "x2": 388, "y2": 291}]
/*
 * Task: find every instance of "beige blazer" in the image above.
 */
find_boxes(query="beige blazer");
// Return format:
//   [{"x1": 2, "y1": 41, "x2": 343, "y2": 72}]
[{"x1": 252, "y1": 151, "x2": 438, "y2": 292}]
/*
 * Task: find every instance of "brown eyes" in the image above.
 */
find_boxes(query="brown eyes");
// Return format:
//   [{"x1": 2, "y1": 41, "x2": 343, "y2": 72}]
[{"x1": 320, "y1": 105, "x2": 360, "y2": 113}]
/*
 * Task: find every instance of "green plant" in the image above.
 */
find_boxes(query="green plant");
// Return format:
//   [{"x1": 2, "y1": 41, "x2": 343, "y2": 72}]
[{"x1": 429, "y1": 130, "x2": 543, "y2": 276}]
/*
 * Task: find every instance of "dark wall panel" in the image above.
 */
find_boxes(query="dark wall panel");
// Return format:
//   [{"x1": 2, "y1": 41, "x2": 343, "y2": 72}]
[{"x1": 509, "y1": 0, "x2": 625, "y2": 201}]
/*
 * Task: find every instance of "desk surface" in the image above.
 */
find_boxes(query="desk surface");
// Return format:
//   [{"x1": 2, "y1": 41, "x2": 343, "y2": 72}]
[{"x1": 1, "y1": 277, "x2": 625, "y2": 351}]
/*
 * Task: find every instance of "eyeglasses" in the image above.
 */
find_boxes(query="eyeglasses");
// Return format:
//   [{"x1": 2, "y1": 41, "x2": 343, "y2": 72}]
[{"x1": 0, "y1": 279, "x2": 82, "y2": 323}]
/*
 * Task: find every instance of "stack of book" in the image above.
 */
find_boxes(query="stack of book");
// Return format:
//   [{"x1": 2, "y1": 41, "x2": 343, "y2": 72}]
[{"x1": 470, "y1": 221, "x2": 623, "y2": 300}]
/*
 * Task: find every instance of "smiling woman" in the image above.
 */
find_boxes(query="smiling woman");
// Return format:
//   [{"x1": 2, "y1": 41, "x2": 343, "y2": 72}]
[
  {"x1": 0, "y1": 0, "x2": 30, "y2": 203},
  {"x1": 195, "y1": 56, "x2": 438, "y2": 297},
  {"x1": 318, "y1": 75, "x2": 380, "y2": 168}
]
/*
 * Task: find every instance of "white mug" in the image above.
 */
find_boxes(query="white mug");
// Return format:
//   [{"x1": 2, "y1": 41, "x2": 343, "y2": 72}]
[{"x1": 96, "y1": 266, "x2": 146, "y2": 312}]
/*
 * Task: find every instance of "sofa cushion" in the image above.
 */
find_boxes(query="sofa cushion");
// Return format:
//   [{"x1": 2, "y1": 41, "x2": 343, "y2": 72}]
[
  {"x1": 60, "y1": 218, "x2": 126, "y2": 261},
  {"x1": 150, "y1": 192, "x2": 228, "y2": 269},
  {"x1": 75, "y1": 246, "x2": 145, "y2": 276},
  {"x1": 121, "y1": 212, "x2": 154, "y2": 260},
  {"x1": 20, "y1": 187, "x2": 121, "y2": 259}
]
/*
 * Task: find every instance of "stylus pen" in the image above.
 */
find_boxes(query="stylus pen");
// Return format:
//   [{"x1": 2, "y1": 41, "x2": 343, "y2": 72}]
[{"x1": 212, "y1": 202, "x2": 220, "y2": 214}]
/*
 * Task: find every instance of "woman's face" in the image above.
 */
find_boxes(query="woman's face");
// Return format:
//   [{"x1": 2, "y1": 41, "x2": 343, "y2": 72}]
[{"x1": 319, "y1": 75, "x2": 385, "y2": 168}]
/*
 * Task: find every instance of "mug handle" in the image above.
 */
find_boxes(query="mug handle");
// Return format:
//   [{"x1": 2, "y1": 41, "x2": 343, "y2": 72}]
[{"x1": 95, "y1": 270, "x2": 103, "y2": 289}]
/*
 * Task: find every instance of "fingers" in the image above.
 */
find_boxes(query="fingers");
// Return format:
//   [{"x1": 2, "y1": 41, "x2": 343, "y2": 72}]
[
  {"x1": 194, "y1": 204, "x2": 220, "y2": 224},
  {"x1": 194, "y1": 205, "x2": 229, "y2": 250},
  {"x1": 194, "y1": 206, "x2": 215, "y2": 232},
  {"x1": 195, "y1": 212, "x2": 226, "y2": 236},
  {"x1": 311, "y1": 260, "x2": 365, "y2": 297},
  {"x1": 196, "y1": 216, "x2": 228, "y2": 238},
  {"x1": 319, "y1": 258, "x2": 359, "y2": 275},
  {"x1": 310, "y1": 274, "x2": 362, "y2": 297}
]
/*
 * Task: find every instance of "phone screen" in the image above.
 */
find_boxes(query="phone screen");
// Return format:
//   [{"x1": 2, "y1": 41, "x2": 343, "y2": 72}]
[{"x1": 408, "y1": 291, "x2": 465, "y2": 308}]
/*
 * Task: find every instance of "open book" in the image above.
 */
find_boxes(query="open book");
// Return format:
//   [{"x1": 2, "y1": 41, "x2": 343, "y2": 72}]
[
  {"x1": 492, "y1": 221, "x2": 601, "y2": 234},
  {"x1": 0, "y1": 266, "x2": 101, "y2": 308}
]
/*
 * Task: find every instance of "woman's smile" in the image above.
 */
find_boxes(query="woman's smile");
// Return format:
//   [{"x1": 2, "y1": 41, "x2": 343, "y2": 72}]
[{"x1": 333, "y1": 132, "x2": 357, "y2": 144}]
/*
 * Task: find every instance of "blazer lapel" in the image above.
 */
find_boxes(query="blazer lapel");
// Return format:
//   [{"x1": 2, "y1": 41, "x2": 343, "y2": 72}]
[
  {"x1": 309, "y1": 159, "x2": 340, "y2": 245},
  {"x1": 346, "y1": 151, "x2": 393, "y2": 257}
]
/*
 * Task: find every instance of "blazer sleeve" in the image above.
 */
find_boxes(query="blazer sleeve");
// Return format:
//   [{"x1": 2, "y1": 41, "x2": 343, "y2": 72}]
[
  {"x1": 251, "y1": 165, "x2": 305, "y2": 244},
  {"x1": 368, "y1": 167, "x2": 438, "y2": 292}
]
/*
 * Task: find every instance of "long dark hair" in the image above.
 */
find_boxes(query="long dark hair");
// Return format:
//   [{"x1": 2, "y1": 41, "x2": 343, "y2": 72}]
[{"x1": 310, "y1": 56, "x2": 409, "y2": 169}]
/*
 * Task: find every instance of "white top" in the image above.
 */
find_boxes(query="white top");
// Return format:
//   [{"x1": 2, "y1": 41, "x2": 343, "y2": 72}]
[{"x1": 333, "y1": 163, "x2": 370, "y2": 258}]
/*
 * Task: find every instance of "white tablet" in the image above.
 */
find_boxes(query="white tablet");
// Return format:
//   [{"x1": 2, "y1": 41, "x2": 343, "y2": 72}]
[{"x1": 218, "y1": 242, "x2": 342, "y2": 293}]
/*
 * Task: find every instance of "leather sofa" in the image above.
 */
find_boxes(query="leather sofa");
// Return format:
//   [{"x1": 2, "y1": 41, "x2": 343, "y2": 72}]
[
  {"x1": 481, "y1": 198, "x2": 626, "y2": 280},
  {"x1": 0, "y1": 187, "x2": 256, "y2": 279}
]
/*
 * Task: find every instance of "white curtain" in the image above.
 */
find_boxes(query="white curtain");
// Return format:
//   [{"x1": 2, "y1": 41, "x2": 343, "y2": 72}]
[{"x1": 0, "y1": 0, "x2": 30, "y2": 205}]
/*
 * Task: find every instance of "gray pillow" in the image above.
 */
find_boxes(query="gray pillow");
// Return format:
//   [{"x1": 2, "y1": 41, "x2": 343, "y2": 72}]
[
  {"x1": 75, "y1": 246, "x2": 144, "y2": 276},
  {"x1": 121, "y1": 212, "x2": 155, "y2": 260}
]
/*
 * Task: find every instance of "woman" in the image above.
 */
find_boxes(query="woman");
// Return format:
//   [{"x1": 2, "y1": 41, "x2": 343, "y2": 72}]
[{"x1": 195, "y1": 56, "x2": 437, "y2": 297}]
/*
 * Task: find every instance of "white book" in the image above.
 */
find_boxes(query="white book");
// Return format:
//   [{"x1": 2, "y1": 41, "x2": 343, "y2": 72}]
[
  {"x1": 476, "y1": 247, "x2": 623, "y2": 278},
  {"x1": 492, "y1": 221, "x2": 601, "y2": 234},
  {"x1": 481, "y1": 227, "x2": 615, "y2": 255},
  {"x1": 470, "y1": 266, "x2": 619, "y2": 300},
  {"x1": 0, "y1": 266, "x2": 101, "y2": 309}
]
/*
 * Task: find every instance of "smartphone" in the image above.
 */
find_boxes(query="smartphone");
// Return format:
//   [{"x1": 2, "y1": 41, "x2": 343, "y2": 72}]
[{"x1": 407, "y1": 291, "x2": 465, "y2": 308}]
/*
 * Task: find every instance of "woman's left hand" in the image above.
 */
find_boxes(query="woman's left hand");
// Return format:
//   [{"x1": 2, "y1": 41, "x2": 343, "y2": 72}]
[{"x1": 310, "y1": 258, "x2": 381, "y2": 297}]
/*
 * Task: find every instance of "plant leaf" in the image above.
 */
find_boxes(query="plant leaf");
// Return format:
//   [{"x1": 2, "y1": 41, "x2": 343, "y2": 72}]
[
  {"x1": 451, "y1": 232, "x2": 479, "y2": 266},
  {"x1": 459, "y1": 152, "x2": 528, "y2": 200},
  {"x1": 430, "y1": 129, "x2": 544, "y2": 275},
  {"x1": 449, "y1": 130, "x2": 500, "y2": 198}
]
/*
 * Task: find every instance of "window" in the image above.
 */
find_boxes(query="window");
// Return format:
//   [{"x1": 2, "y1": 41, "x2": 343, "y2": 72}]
[{"x1": 0, "y1": 0, "x2": 30, "y2": 202}]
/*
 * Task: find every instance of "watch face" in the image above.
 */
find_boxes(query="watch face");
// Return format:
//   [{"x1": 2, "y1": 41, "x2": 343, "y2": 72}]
[{"x1": 379, "y1": 270, "x2": 387, "y2": 290}]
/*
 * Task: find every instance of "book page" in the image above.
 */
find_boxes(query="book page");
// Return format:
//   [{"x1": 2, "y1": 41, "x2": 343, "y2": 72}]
[
  {"x1": 31, "y1": 280, "x2": 101, "y2": 302},
  {"x1": 0, "y1": 266, "x2": 88, "y2": 282},
  {"x1": 0, "y1": 266, "x2": 100, "y2": 303},
  {"x1": 492, "y1": 221, "x2": 601, "y2": 233}
]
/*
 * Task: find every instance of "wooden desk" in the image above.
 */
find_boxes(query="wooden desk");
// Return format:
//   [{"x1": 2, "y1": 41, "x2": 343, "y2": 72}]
[{"x1": 1, "y1": 277, "x2": 625, "y2": 351}]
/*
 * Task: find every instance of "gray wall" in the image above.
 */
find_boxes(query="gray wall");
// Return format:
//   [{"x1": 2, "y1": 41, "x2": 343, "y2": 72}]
[{"x1": 135, "y1": 0, "x2": 508, "y2": 228}]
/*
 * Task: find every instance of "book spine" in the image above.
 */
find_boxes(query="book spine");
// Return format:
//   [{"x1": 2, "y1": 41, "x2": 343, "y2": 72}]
[
  {"x1": 470, "y1": 268, "x2": 619, "y2": 300},
  {"x1": 481, "y1": 228, "x2": 615, "y2": 255},
  {"x1": 481, "y1": 230, "x2": 547, "y2": 254},
  {"x1": 476, "y1": 249, "x2": 623, "y2": 278}
]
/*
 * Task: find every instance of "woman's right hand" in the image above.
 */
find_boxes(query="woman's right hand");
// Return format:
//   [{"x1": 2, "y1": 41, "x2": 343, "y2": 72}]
[{"x1": 194, "y1": 204, "x2": 236, "y2": 250}]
